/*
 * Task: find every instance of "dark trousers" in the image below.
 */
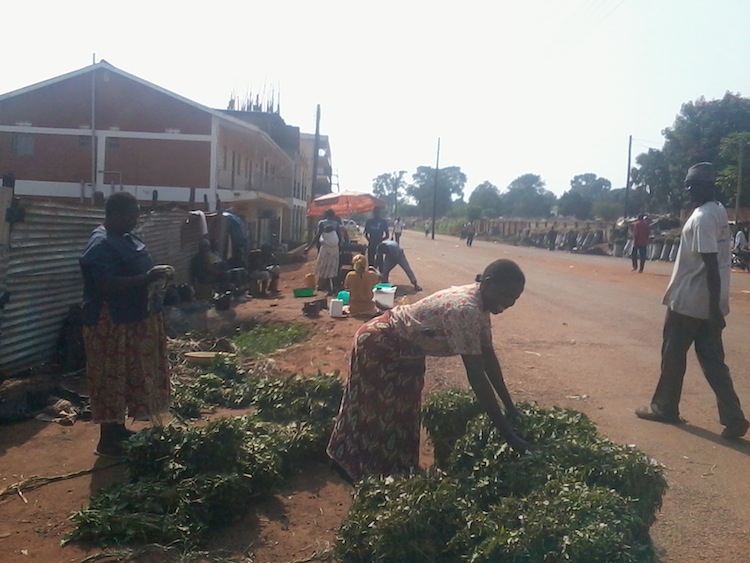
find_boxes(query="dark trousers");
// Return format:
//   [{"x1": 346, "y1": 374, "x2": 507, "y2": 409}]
[
  {"x1": 367, "y1": 240, "x2": 384, "y2": 269},
  {"x1": 380, "y1": 249, "x2": 417, "y2": 285},
  {"x1": 632, "y1": 245, "x2": 647, "y2": 271},
  {"x1": 651, "y1": 309, "x2": 746, "y2": 427}
]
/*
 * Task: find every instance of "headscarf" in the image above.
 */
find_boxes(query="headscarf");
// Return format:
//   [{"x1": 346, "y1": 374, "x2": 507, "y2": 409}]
[{"x1": 352, "y1": 253, "x2": 367, "y2": 274}]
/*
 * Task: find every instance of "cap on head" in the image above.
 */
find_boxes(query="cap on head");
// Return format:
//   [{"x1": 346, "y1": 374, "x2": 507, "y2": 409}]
[{"x1": 685, "y1": 162, "x2": 715, "y2": 186}]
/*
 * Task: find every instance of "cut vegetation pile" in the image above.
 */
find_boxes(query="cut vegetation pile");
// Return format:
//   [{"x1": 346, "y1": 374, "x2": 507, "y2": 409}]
[
  {"x1": 66, "y1": 318, "x2": 667, "y2": 562},
  {"x1": 66, "y1": 321, "x2": 343, "y2": 552},
  {"x1": 336, "y1": 391, "x2": 667, "y2": 562}
]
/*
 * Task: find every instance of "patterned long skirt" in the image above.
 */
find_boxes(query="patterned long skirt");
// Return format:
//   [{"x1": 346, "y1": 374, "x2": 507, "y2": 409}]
[
  {"x1": 327, "y1": 311, "x2": 426, "y2": 481},
  {"x1": 315, "y1": 244, "x2": 340, "y2": 280},
  {"x1": 82, "y1": 306, "x2": 170, "y2": 424}
]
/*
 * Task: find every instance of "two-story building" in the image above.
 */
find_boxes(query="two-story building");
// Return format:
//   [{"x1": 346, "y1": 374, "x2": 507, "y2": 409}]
[{"x1": 0, "y1": 60, "x2": 318, "y2": 246}]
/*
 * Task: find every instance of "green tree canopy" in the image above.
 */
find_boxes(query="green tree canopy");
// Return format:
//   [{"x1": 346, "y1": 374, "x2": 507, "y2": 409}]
[
  {"x1": 633, "y1": 92, "x2": 750, "y2": 213},
  {"x1": 468, "y1": 181, "x2": 503, "y2": 217},
  {"x1": 501, "y1": 174, "x2": 556, "y2": 218},
  {"x1": 569, "y1": 173, "x2": 612, "y2": 200},
  {"x1": 372, "y1": 171, "x2": 407, "y2": 217},
  {"x1": 717, "y1": 132, "x2": 750, "y2": 209},
  {"x1": 557, "y1": 191, "x2": 592, "y2": 219},
  {"x1": 406, "y1": 165, "x2": 467, "y2": 218}
]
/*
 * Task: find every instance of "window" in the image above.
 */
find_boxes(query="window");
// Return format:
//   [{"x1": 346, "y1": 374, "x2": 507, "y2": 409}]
[
  {"x1": 12, "y1": 133, "x2": 34, "y2": 156},
  {"x1": 106, "y1": 137, "x2": 120, "y2": 148}
]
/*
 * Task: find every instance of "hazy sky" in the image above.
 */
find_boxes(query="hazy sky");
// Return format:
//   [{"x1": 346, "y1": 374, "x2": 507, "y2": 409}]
[{"x1": 3, "y1": 0, "x2": 749, "y2": 198}]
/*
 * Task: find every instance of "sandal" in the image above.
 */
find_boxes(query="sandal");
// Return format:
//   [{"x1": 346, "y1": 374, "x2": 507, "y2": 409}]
[
  {"x1": 635, "y1": 406, "x2": 685, "y2": 424},
  {"x1": 721, "y1": 420, "x2": 749, "y2": 439}
]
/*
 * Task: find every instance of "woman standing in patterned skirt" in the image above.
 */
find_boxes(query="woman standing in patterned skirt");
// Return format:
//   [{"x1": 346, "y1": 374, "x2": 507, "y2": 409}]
[
  {"x1": 327, "y1": 259, "x2": 530, "y2": 482},
  {"x1": 80, "y1": 191, "x2": 173, "y2": 458}
]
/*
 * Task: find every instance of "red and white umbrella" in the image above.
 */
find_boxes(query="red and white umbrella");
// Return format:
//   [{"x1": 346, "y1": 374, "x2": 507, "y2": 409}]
[{"x1": 307, "y1": 191, "x2": 386, "y2": 218}]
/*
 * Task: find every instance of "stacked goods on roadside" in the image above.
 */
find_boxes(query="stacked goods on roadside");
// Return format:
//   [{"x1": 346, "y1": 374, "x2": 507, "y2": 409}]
[
  {"x1": 66, "y1": 368, "x2": 343, "y2": 549},
  {"x1": 336, "y1": 390, "x2": 666, "y2": 562}
]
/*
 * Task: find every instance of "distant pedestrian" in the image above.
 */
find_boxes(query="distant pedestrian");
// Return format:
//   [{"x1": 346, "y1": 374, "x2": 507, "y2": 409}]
[
  {"x1": 424, "y1": 222, "x2": 430, "y2": 237},
  {"x1": 547, "y1": 225, "x2": 557, "y2": 251},
  {"x1": 636, "y1": 162, "x2": 749, "y2": 439},
  {"x1": 392, "y1": 217, "x2": 405, "y2": 244},
  {"x1": 631, "y1": 214, "x2": 651, "y2": 273},
  {"x1": 374, "y1": 240, "x2": 422, "y2": 292},
  {"x1": 364, "y1": 207, "x2": 389, "y2": 267},
  {"x1": 466, "y1": 223, "x2": 476, "y2": 246}
]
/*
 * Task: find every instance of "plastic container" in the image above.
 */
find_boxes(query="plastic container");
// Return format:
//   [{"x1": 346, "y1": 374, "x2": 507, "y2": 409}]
[
  {"x1": 337, "y1": 290, "x2": 350, "y2": 305},
  {"x1": 329, "y1": 298, "x2": 344, "y2": 317},
  {"x1": 373, "y1": 283, "x2": 395, "y2": 290},
  {"x1": 373, "y1": 286, "x2": 397, "y2": 308},
  {"x1": 293, "y1": 287, "x2": 315, "y2": 298},
  {"x1": 304, "y1": 273, "x2": 316, "y2": 289}
]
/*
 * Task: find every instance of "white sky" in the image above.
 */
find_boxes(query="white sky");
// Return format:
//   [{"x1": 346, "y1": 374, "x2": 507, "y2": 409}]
[{"x1": 3, "y1": 0, "x2": 749, "y2": 198}]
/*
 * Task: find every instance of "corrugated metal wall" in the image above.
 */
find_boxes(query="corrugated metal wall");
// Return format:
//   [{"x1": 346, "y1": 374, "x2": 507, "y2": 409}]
[{"x1": 0, "y1": 200, "x2": 199, "y2": 378}]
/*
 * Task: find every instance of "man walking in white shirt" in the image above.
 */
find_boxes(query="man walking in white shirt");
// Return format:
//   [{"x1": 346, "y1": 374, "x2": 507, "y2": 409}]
[{"x1": 636, "y1": 162, "x2": 749, "y2": 439}]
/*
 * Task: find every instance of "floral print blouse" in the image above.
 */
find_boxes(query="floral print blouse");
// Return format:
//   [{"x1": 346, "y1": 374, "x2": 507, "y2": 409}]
[{"x1": 389, "y1": 283, "x2": 492, "y2": 357}]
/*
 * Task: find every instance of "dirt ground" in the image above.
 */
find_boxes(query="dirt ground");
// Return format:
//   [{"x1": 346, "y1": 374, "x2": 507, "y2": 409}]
[{"x1": 2, "y1": 230, "x2": 750, "y2": 562}]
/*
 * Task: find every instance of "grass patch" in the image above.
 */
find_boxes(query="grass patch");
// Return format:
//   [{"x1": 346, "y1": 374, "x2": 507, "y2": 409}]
[{"x1": 232, "y1": 322, "x2": 310, "y2": 356}]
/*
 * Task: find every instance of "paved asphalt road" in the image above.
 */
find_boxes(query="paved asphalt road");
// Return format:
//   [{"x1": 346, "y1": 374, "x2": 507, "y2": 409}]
[{"x1": 390, "y1": 228, "x2": 750, "y2": 563}]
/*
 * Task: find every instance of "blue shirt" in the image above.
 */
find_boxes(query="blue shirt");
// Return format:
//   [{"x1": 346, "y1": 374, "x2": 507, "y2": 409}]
[
  {"x1": 80, "y1": 225, "x2": 157, "y2": 326},
  {"x1": 364, "y1": 217, "x2": 389, "y2": 244}
]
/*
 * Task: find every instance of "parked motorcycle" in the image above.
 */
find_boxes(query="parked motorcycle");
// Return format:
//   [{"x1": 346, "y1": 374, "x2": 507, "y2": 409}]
[{"x1": 732, "y1": 249, "x2": 750, "y2": 272}]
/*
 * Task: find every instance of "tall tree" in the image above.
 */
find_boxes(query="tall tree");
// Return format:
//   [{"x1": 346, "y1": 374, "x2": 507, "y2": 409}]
[
  {"x1": 717, "y1": 132, "x2": 750, "y2": 209},
  {"x1": 468, "y1": 181, "x2": 503, "y2": 217},
  {"x1": 557, "y1": 190, "x2": 592, "y2": 219},
  {"x1": 372, "y1": 171, "x2": 407, "y2": 217},
  {"x1": 568, "y1": 173, "x2": 612, "y2": 200},
  {"x1": 630, "y1": 149, "x2": 671, "y2": 213},
  {"x1": 406, "y1": 166, "x2": 467, "y2": 218},
  {"x1": 502, "y1": 174, "x2": 556, "y2": 218},
  {"x1": 658, "y1": 92, "x2": 750, "y2": 211}
]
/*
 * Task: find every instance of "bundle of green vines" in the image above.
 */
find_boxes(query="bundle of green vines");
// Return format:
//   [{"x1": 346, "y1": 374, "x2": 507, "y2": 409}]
[
  {"x1": 67, "y1": 370, "x2": 343, "y2": 549},
  {"x1": 336, "y1": 391, "x2": 667, "y2": 562}
]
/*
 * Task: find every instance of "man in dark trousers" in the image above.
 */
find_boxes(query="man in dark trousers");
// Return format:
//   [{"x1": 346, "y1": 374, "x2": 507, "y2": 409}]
[
  {"x1": 635, "y1": 162, "x2": 749, "y2": 439},
  {"x1": 364, "y1": 207, "x2": 389, "y2": 267},
  {"x1": 631, "y1": 213, "x2": 651, "y2": 273},
  {"x1": 374, "y1": 240, "x2": 422, "y2": 292}
]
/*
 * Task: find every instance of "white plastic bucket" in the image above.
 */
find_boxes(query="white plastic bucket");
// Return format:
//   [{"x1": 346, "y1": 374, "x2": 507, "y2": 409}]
[
  {"x1": 329, "y1": 298, "x2": 344, "y2": 317},
  {"x1": 373, "y1": 287, "x2": 397, "y2": 308}
]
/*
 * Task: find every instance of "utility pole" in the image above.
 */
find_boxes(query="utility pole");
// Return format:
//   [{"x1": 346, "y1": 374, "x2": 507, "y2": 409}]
[
  {"x1": 623, "y1": 134, "x2": 632, "y2": 219},
  {"x1": 736, "y1": 141, "x2": 745, "y2": 222},
  {"x1": 393, "y1": 175, "x2": 398, "y2": 219},
  {"x1": 431, "y1": 138, "x2": 440, "y2": 240},
  {"x1": 311, "y1": 104, "x2": 321, "y2": 197}
]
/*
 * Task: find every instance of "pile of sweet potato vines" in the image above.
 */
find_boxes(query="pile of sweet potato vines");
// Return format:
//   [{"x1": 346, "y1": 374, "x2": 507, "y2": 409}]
[{"x1": 65, "y1": 324, "x2": 666, "y2": 562}]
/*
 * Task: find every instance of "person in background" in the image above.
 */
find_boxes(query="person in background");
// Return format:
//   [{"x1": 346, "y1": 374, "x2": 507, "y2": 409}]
[
  {"x1": 327, "y1": 259, "x2": 530, "y2": 483},
  {"x1": 465, "y1": 223, "x2": 476, "y2": 247},
  {"x1": 424, "y1": 222, "x2": 431, "y2": 237},
  {"x1": 306, "y1": 208, "x2": 342, "y2": 253},
  {"x1": 374, "y1": 239, "x2": 422, "y2": 292},
  {"x1": 246, "y1": 243, "x2": 281, "y2": 297},
  {"x1": 547, "y1": 224, "x2": 557, "y2": 251},
  {"x1": 344, "y1": 254, "x2": 380, "y2": 316},
  {"x1": 636, "y1": 162, "x2": 749, "y2": 439},
  {"x1": 364, "y1": 207, "x2": 389, "y2": 267},
  {"x1": 79, "y1": 191, "x2": 173, "y2": 458},
  {"x1": 392, "y1": 216, "x2": 405, "y2": 244},
  {"x1": 631, "y1": 213, "x2": 651, "y2": 273},
  {"x1": 190, "y1": 239, "x2": 230, "y2": 299},
  {"x1": 733, "y1": 222, "x2": 748, "y2": 251},
  {"x1": 305, "y1": 213, "x2": 342, "y2": 295}
]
